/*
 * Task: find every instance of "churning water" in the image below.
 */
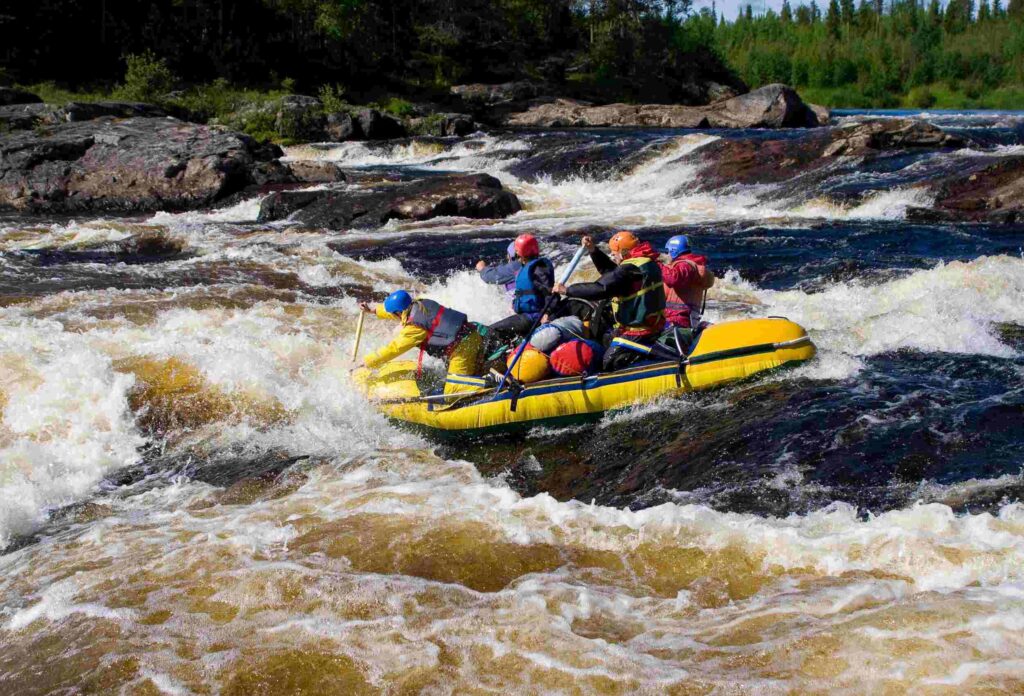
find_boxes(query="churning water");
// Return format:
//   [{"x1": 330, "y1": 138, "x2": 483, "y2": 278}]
[{"x1": 1, "y1": 111, "x2": 1024, "y2": 693}]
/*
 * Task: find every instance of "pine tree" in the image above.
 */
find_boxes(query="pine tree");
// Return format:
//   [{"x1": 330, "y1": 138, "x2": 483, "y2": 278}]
[
  {"x1": 796, "y1": 3, "x2": 813, "y2": 24},
  {"x1": 978, "y1": 0, "x2": 991, "y2": 20},
  {"x1": 811, "y1": 0, "x2": 822, "y2": 22},
  {"x1": 781, "y1": 0, "x2": 794, "y2": 22},
  {"x1": 1009, "y1": 0, "x2": 1024, "y2": 16},
  {"x1": 841, "y1": 0, "x2": 856, "y2": 26},
  {"x1": 944, "y1": 0, "x2": 965, "y2": 31},
  {"x1": 826, "y1": 0, "x2": 842, "y2": 36},
  {"x1": 857, "y1": 0, "x2": 876, "y2": 28},
  {"x1": 993, "y1": 0, "x2": 1003, "y2": 16}
]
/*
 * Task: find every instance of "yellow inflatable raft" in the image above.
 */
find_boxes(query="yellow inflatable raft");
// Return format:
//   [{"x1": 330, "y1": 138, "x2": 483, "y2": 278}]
[{"x1": 354, "y1": 317, "x2": 815, "y2": 438}]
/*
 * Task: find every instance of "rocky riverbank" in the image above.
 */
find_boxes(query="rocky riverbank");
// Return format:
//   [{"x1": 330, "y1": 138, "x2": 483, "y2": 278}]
[{"x1": 3, "y1": 84, "x2": 1023, "y2": 224}]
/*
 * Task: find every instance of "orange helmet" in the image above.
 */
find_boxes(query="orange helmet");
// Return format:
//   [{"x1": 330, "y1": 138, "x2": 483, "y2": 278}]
[{"x1": 608, "y1": 230, "x2": 639, "y2": 254}]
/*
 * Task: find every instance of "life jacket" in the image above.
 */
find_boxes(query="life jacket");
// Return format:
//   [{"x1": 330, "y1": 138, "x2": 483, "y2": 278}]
[
  {"x1": 407, "y1": 299, "x2": 468, "y2": 374},
  {"x1": 512, "y1": 257, "x2": 553, "y2": 315},
  {"x1": 611, "y1": 257, "x2": 665, "y2": 332},
  {"x1": 664, "y1": 253, "x2": 713, "y2": 328}
]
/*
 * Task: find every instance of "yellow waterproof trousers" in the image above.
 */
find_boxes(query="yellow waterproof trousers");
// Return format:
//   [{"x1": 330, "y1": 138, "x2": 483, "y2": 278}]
[{"x1": 443, "y1": 329, "x2": 486, "y2": 394}]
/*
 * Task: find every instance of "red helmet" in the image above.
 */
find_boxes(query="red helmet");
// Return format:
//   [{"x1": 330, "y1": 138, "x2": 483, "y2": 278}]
[
  {"x1": 514, "y1": 233, "x2": 540, "y2": 259},
  {"x1": 608, "y1": 230, "x2": 639, "y2": 254}
]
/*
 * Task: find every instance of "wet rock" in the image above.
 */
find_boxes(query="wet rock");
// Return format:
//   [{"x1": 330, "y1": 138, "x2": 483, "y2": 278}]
[
  {"x1": 355, "y1": 108, "x2": 407, "y2": 140},
  {"x1": 258, "y1": 173, "x2": 521, "y2": 229},
  {"x1": 0, "y1": 87, "x2": 43, "y2": 106},
  {"x1": 503, "y1": 85, "x2": 822, "y2": 129},
  {"x1": 451, "y1": 81, "x2": 544, "y2": 107},
  {"x1": 705, "y1": 84, "x2": 820, "y2": 128},
  {"x1": 706, "y1": 82, "x2": 741, "y2": 103},
  {"x1": 274, "y1": 95, "x2": 326, "y2": 141},
  {"x1": 504, "y1": 98, "x2": 709, "y2": 128},
  {"x1": 61, "y1": 101, "x2": 169, "y2": 122},
  {"x1": 285, "y1": 160, "x2": 348, "y2": 183},
  {"x1": 692, "y1": 117, "x2": 967, "y2": 189},
  {"x1": 0, "y1": 117, "x2": 291, "y2": 213},
  {"x1": 822, "y1": 118, "x2": 963, "y2": 157},
  {"x1": 256, "y1": 189, "x2": 328, "y2": 222},
  {"x1": 0, "y1": 103, "x2": 52, "y2": 130},
  {"x1": 408, "y1": 113, "x2": 476, "y2": 137},
  {"x1": 809, "y1": 103, "x2": 832, "y2": 125},
  {"x1": 325, "y1": 111, "x2": 359, "y2": 140},
  {"x1": 0, "y1": 101, "x2": 170, "y2": 131},
  {"x1": 908, "y1": 155, "x2": 1024, "y2": 223}
]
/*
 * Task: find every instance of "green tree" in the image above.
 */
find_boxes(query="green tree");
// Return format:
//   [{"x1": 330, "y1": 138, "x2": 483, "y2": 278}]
[
  {"x1": 826, "y1": 0, "x2": 842, "y2": 37},
  {"x1": 782, "y1": 0, "x2": 794, "y2": 23}
]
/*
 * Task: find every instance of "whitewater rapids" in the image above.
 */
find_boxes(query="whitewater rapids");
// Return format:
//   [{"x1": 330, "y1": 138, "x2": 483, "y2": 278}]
[{"x1": 1, "y1": 113, "x2": 1024, "y2": 693}]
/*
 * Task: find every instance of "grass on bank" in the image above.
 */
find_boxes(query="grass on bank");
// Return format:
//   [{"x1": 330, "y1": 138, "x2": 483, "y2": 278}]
[{"x1": 799, "y1": 83, "x2": 1024, "y2": 110}]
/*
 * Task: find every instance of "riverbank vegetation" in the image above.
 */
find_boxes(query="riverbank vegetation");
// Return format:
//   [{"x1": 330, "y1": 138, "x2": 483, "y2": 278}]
[
  {"x1": 3, "y1": 0, "x2": 736, "y2": 106},
  {"x1": 7, "y1": 0, "x2": 1024, "y2": 112},
  {"x1": 713, "y1": 0, "x2": 1024, "y2": 108}
]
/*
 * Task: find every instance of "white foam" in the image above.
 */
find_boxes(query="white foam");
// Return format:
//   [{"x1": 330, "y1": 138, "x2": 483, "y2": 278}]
[
  {"x1": 0, "y1": 318, "x2": 144, "y2": 549},
  {"x1": 287, "y1": 135, "x2": 531, "y2": 171},
  {"x1": 757, "y1": 255, "x2": 1024, "y2": 359},
  {"x1": 0, "y1": 220, "x2": 134, "y2": 251}
]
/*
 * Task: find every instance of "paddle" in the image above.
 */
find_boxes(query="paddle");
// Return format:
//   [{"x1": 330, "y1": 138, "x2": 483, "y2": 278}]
[
  {"x1": 372, "y1": 387, "x2": 496, "y2": 405},
  {"x1": 497, "y1": 245, "x2": 589, "y2": 400},
  {"x1": 351, "y1": 309, "x2": 366, "y2": 363}
]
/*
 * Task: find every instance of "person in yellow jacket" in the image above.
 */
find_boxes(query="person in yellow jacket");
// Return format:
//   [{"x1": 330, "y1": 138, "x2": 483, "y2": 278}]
[{"x1": 358, "y1": 290, "x2": 486, "y2": 394}]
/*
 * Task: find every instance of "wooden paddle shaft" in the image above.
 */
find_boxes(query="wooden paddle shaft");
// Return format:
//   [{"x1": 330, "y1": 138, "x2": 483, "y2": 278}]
[{"x1": 351, "y1": 311, "x2": 366, "y2": 361}]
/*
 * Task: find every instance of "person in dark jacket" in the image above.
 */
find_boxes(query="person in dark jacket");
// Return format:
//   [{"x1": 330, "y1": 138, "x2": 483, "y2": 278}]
[
  {"x1": 487, "y1": 233, "x2": 555, "y2": 342},
  {"x1": 552, "y1": 231, "x2": 667, "y2": 372},
  {"x1": 476, "y1": 241, "x2": 521, "y2": 302}
]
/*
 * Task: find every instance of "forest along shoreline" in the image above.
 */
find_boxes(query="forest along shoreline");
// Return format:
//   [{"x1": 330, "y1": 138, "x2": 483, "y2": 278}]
[{"x1": 4, "y1": 82, "x2": 1024, "y2": 225}]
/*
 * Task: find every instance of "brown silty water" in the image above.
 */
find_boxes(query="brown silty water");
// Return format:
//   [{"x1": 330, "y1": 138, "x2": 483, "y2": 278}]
[{"x1": 2, "y1": 126, "x2": 1024, "y2": 694}]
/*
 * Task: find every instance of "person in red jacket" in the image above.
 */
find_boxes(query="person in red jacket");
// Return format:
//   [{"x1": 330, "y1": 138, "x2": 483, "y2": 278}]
[{"x1": 661, "y1": 235, "x2": 714, "y2": 330}]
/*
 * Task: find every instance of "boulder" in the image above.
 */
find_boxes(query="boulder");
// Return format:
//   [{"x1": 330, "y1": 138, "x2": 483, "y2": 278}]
[
  {"x1": 325, "y1": 111, "x2": 359, "y2": 141},
  {"x1": 821, "y1": 119, "x2": 963, "y2": 157},
  {"x1": 438, "y1": 113, "x2": 475, "y2": 136},
  {"x1": 451, "y1": 81, "x2": 544, "y2": 106},
  {"x1": 0, "y1": 103, "x2": 52, "y2": 130},
  {"x1": 0, "y1": 101, "x2": 170, "y2": 131},
  {"x1": 503, "y1": 85, "x2": 821, "y2": 130},
  {"x1": 706, "y1": 82, "x2": 741, "y2": 103},
  {"x1": 0, "y1": 87, "x2": 43, "y2": 106},
  {"x1": 355, "y1": 108, "x2": 406, "y2": 140},
  {"x1": 61, "y1": 101, "x2": 169, "y2": 122},
  {"x1": 256, "y1": 189, "x2": 327, "y2": 222},
  {"x1": 908, "y1": 155, "x2": 1024, "y2": 223},
  {"x1": 0, "y1": 116, "x2": 292, "y2": 214},
  {"x1": 408, "y1": 113, "x2": 476, "y2": 137},
  {"x1": 501, "y1": 83, "x2": 823, "y2": 129},
  {"x1": 274, "y1": 95, "x2": 326, "y2": 141},
  {"x1": 691, "y1": 117, "x2": 968, "y2": 190},
  {"x1": 809, "y1": 103, "x2": 831, "y2": 126},
  {"x1": 285, "y1": 160, "x2": 348, "y2": 183},
  {"x1": 705, "y1": 84, "x2": 820, "y2": 128},
  {"x1": 258, "y1": 173, "x2": 521, "y2": 229}
]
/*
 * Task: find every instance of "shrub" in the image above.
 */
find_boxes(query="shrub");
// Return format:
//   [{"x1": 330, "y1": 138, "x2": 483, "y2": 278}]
[
  {"x1": 908, "y1": 85, "x2": 937, "y2": 108},
  {"x1": 376, "y1": 97, "x2": 416, "y2": 118},
  {"x1": 318, "y1": 84, "x2": 350, "y2": 113},
  {"x1": 114, "y1": 51, "x2": 178, "y2": 103}
]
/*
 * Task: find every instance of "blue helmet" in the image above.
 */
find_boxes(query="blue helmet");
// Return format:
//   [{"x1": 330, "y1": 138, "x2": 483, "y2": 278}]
[
  {"x1": 665, "y1": 235, "x2": 691, "y2": 260},
  {"x1": 506, "y1": 241, "x2": 516, "y2": 260},
  {"x1": 383, "y1": 290, "x2": 412, "y2": 314}
]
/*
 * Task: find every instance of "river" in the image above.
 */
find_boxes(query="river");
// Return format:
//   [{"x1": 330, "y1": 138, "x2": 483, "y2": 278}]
[{"x1": 1, "y1": 110, "x2": 1024, "y2": 693}]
